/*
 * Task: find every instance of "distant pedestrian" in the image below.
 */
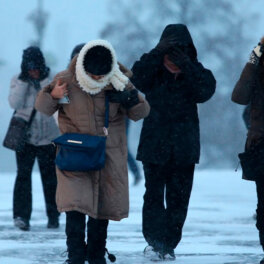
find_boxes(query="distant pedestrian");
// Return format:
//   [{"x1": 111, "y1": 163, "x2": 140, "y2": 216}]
[
  {"x1": 35, "y1": 39, "x2": 150, "y2": 264},
  {"x1": 126, "y1": 119, "x2": 142, "y2": 185},
  {"x1": 70, "y1": 43, "x2": 85, "y2": 61},
  {"x1": 8, "y1": 46, "x2": 60, "y2": 231},
  {"x1": 232, "y1": 37, "x2": 264, "y2": 264},
  {"x1": 131, "y1": 24, "x2": 216, "y2": 261}
]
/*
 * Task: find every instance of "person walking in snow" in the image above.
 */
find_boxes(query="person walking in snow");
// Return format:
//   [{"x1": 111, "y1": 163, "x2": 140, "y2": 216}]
[
  {"x1": 35, "y1": 39, "x2": 150, "y2": 264},
  {"x1": 71, "y1": 43, "x2": 142, "y2": 186},
  {"x1": 131, "y1": 24, "x2": 216, "y2": 261},
  {"x1": 8, "y1": 46, "x2": 60, "y2": 231},
  {"x1": 232, "y1": 37, "x2": 264, "y2": 264},
  {"x1": 126, "y1": 119, "x2": 142, "y2": 185}
]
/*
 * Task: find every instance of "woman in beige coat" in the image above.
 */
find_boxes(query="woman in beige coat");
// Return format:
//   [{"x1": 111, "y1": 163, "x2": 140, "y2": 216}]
[{"x1": 35, "y1": 40, "x2": 150, "y2": 264}]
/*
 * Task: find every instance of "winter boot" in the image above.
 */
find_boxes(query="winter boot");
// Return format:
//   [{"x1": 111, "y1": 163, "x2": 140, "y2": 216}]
[
  {"x1": 143, "y1": 246, "x2": 163, "y2": 261},
  {"x1": 87, "y1": 218, "x2": 114, "y2": 263},
  {"x1": 47, "y1": 217, "x2": 59, "y2": 229},
  {"x1": 163, "y1": 249, "x2": 176, "y2": 261},
  {"x1": 260, "y1": 231, "x2": 264, "y2": 249},
  {"x1": 14, "y1": 217, "x2": 30, "y2": 231}
]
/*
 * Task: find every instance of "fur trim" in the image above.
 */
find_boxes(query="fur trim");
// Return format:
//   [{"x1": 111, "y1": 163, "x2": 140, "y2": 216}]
[{"x1": 76, "y1": 39, "x2": 129, "y2": 95}]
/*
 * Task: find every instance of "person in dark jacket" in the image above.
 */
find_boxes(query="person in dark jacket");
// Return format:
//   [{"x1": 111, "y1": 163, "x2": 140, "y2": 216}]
[
  {"x1": 131, "y1": 24, "x2": 216, "y2": 260},
  {"x1": 8, "y1": 47, "x2": 60, "y2": 231},
  {"x1": 232, "y1": 37, "x2": 264, "y2": 264}
]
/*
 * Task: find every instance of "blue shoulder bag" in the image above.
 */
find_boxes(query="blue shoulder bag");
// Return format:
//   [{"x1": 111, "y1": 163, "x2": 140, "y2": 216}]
[{"x1": 53, "y1": 96, "x2": 109, "y2": 172}]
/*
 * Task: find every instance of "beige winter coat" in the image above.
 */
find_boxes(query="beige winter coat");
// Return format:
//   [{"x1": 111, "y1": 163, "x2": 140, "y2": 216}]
[{"x1": 35, "y1": 57, "x2": 150, "y2": 220}]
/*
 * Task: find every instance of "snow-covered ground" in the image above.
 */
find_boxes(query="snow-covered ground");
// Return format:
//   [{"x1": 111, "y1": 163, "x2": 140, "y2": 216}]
[{"x1": 0, "y1": 170, "x2": 262, "y2": 264}]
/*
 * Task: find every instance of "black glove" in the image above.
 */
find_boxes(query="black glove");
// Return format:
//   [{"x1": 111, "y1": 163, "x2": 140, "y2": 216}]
[
  {"x1": 168, "y1": 47, "x2": 193, "y2": 71},
  {"x1": 155, "y1": 37, "x2": 179, "y2": 54},
  {"x1": 106, "y1": 89, "x2": 139, "y2": 109}
]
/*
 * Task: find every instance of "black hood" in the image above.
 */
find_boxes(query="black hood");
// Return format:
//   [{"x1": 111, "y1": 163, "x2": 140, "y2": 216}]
[
  {"x1": 19, "y1": 46, "x2": 50, "y2": 81},
  {"x1": 160, "y1": 24, "x2": 197, "y2": 60}
]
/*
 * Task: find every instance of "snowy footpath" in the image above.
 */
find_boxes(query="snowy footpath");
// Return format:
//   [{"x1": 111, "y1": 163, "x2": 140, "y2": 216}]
[{"x1": 0, "y1": 170, "x2": 262, "y2": 264}]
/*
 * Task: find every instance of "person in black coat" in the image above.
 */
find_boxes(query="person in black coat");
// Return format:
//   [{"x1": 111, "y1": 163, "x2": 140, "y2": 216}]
[{"x1": 131, "y1": 24, "x2": 216, "y2": 260}]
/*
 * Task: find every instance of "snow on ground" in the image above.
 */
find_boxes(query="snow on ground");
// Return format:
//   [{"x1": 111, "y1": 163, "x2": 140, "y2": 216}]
[{"x1": 0, "y1": 169, "x2": 262, "y2": 264}]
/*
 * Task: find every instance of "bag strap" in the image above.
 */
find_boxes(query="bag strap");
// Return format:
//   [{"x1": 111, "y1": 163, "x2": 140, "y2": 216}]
[
  {"x1": 104, "y1": 95, "x2": 109, "y2": 128},
  {"x1": 27, "y1": 108, "x2": 37, "y2": 128},
  {"x1": 103, "y1": 95, "x2": 109, "y2": 136}
]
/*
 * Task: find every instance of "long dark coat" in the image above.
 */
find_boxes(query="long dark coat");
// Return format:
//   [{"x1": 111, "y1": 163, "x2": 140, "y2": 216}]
[
  {"x1": 232, "y1": 62, "x2": 264, "y2": 180},
  {"x1": 131, "y1": 24, "x2": 216, "y2": 165},
  {"x1": 232, "y1": 63, "x2": 264, "y2": 149}
]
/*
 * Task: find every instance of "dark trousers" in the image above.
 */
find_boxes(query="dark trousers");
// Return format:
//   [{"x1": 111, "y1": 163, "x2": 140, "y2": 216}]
[
  {"x1": 256, "y1": 179, "x2": 264, "y2": 232},
  {"x1": 66, "y1": 211, "x2": 109, "y2": 262},
  {"x1": 142, "y1": 161, "x2": 195, "y2": 252},
  {"x1": 13, "y1": 143, "x2": 59, "y2": 221}
]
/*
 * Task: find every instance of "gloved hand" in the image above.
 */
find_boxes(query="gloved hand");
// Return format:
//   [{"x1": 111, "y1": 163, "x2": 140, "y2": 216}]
[
  {"x1": 168, "y1": 47, "x2": 192, "y2": 71},
  {"x1": 155, "y1": 37, "x2": 179, "y2": 54},
  {"x1": 249, "y1": 41, "x2": 264, "y2": 65},
  {"x1": 106, "y1": 89, "x2": 139, "y2": 109}
]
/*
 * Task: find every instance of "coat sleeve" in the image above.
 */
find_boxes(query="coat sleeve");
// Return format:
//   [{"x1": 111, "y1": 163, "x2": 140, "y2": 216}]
[
  {"x1": 232, "y1": 63, "x2": 258, "y2": 105},
  {"x1": 121, "y1": 82, "x2": 150, "y2": 121},
  {"x1": 35, "y1": 74, "x2": 60, "y2": 116},
  {"x1": 131, "y1": 49, "x2": 163, "y2": 94},
  {"x1": 183, "y1": 61, "x2": 216, "y2": 103},
  {"x1": 8, "y1": 76, "x2": 28, "y2": 109}
]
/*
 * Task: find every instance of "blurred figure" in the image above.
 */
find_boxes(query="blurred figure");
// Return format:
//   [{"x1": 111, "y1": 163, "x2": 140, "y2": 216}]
[
  {"x1": 70, "y1": 43, "x2": 85, "y2": 61},
  {"x1": 232, "y1": 37, "x2": 264, "y2": 264},
  {"x1": 131, "y1": 24, "x2": 216, "y2": 261},
  {"x1": 126, "y1": 119, "x2": 142, "y2": 185},
  {"x1": 243, "y1": 104, "x2": 251, "y2": 130},
  {"x1": 8, "y1": 47, "x2": 60, "y2": 231}
]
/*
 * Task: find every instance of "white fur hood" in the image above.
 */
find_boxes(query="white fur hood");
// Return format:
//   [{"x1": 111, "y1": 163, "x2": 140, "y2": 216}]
[{"x1": 75, "y1": 39, "x2": 129, "y2": 95}]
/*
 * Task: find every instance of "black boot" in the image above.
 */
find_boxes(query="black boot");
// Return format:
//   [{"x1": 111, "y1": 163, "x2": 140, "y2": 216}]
[
  {"x1": 65, "y1": 212, "x2": 86, "y2": 264},
  {"x1": 260, "y1": 230, "x2": 264, "y2": 247},
  {"x1": 47, "y1": 216, "x2": 59, "y2": 229},
  {"x1": 260, "y1": 231, "x2": 264, "y2": 264},
  {"x1": 14, "y1": 217, "x2": 30, "y2": 231},
  {"x1": 86, "y1": 217, "x2": 116, "y2": 264}
]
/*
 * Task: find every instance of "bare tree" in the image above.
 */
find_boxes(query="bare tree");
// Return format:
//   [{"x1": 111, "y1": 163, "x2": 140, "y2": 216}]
[{"x1": 27, "y1": 0, "x2": 49, "y2": 48}]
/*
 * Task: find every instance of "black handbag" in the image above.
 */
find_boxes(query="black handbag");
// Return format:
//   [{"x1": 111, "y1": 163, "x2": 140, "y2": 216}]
[
  {"x1": 3, "y1": 109, "x2": 37, "y2": 152},
  {"x1": 52, "y1": 96, "x2": 109, "y2": 172},
  {"x1": 238, "y1": 140, "x2": 264, "y2": 181}
]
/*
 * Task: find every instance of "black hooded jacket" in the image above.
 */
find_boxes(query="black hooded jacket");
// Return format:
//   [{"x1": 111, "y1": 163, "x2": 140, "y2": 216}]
[
  {"x1": 19, "y1": 46, "x2": 50, "y2": 83},
  {"x1": 131, "y1": 24, "x2": 216, "y2": 165}
]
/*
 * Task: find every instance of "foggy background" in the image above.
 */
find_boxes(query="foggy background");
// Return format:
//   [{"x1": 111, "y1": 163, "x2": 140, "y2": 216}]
[{"x1": 0, "y1": 0, "x2": 263, "y2": 172}]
